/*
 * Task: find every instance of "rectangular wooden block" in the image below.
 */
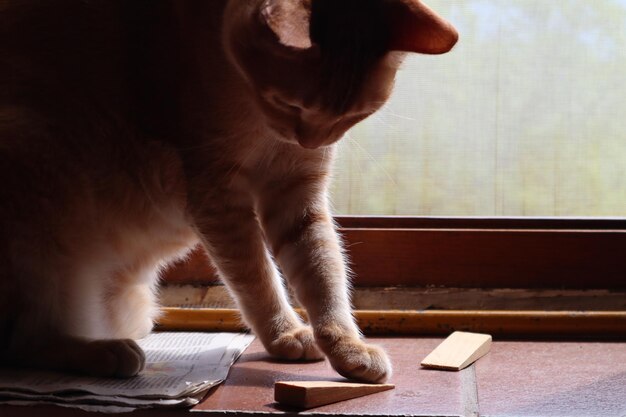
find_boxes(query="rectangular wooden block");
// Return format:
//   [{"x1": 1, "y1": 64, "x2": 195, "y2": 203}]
[
  {"x1": 421, "y1": 331, "x2": 492, "y2": 370},
  {"x1": 274, "y1": 381, "x2": 395, "y2": 409}
]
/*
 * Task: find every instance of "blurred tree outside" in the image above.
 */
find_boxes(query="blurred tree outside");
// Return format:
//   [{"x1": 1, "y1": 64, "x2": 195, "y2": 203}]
[{"x1": 331, "y1": 0, "x2": 626, "y2": 217}]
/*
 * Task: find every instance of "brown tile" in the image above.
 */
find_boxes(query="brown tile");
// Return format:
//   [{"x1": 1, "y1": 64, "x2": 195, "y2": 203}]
[
  {"x1": 476, "y1": 341, "x2": 626, "y2": 417},
  {"x1": 195, "y1": 337, "x2": 468, "y2": 416}
]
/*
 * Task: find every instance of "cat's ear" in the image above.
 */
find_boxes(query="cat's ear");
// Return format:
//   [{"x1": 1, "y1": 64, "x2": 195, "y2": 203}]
[
  {"x1": 260, "y1": 0, "x2": 313, "y2": 50},
  {"x1": 386, "y1": 0, "x2": 458, "y2": 54}
]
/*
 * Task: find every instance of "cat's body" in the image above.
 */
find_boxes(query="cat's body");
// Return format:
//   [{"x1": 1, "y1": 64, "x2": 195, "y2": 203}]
[{"x1": 0, "y1": 0, "x2": 456, "y2": 381}]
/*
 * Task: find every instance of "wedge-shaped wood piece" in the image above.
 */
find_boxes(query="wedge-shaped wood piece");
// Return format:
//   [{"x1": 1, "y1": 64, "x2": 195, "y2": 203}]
[
  {"x1": 421, "y1": 331, "x2": 492, "y2": 370},
  {"x1": 274, "y1": 381, "x2": 395, "y2": 409}
]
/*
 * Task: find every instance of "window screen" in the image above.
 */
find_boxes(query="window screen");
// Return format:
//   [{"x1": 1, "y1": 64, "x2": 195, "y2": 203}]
[{"x1": 331, "y1": 0, "x2": 626, "y2": 217}]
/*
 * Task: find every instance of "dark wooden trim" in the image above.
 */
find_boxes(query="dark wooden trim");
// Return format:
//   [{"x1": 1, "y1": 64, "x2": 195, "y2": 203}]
[
  {"x1": 336, "y1": 215, "x2": 626, "y2": 230},
  {"x1": 162, "y1": 217, "x2": 626, "y2": 289},
  {"x1": 164, "y1": 249, "x2": 218, "y2": 283},
  {"x1": 344, "y1": 228, "x2": 625, "y2": 288}
]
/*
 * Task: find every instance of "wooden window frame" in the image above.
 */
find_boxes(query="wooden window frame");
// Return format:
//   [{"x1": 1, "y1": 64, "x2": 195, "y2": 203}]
[{"x1": 163, "y1": 216, "x2": 626, "y2": 289}]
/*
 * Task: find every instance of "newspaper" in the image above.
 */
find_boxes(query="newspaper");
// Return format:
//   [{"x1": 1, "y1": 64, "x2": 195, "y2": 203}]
[{"x1": 0, "y1": 331, "x2": 255, "y2": 413}]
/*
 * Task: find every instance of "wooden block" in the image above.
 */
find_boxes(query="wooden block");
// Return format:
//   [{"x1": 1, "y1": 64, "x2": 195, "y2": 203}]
[
  {"x1": 421, "y1": 331, "x2": 492, "y2": 371},
  {"x1": 274, "y1": 381, "x2": 395, "y2": 409}
]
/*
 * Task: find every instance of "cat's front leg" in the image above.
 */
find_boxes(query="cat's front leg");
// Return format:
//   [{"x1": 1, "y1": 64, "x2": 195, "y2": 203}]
[
  {"x1": 192, "y1": 202, "x2": 322, "y2": 361},
  {"x1": 258, "y1": 191, "x2": 392, "y2": 383}
]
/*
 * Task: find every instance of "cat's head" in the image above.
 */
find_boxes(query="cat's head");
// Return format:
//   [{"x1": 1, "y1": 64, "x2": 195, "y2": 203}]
[{"x1": 223, "y1": 0, "x2": 457, "y2": 149}]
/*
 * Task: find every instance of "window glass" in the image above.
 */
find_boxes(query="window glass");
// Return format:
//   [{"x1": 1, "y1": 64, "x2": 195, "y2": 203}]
[{"x1": 331, "y1": 0, "x2": 626, "y2": 217}]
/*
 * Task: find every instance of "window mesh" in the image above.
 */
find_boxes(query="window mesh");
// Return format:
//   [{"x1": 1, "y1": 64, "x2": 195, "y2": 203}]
[{"x1": 331, "y1": 0, "x2": 626, "y2": 217}]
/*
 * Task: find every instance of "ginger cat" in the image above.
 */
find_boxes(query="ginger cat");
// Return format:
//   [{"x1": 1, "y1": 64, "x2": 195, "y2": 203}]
[{"x1": 0, "y1": 0, "x2": 457, "y2": 382}]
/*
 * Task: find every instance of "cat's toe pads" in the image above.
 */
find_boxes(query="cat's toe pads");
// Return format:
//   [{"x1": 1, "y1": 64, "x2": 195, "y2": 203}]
[
  {"x1": 316, "y1": 327, "x2": 392, "y2": 383},
  {"x1": 268, "y1": 327, "x2": 324, "y2": 361},
  {"x1": 329, "y1": 341, "x2": 392, "y2": 383}
]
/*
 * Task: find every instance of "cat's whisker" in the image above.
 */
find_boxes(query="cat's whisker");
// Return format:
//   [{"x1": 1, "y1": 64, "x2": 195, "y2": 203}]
[
  {"x1": 226, "y1": 135, "x2": 266, "y2": 182},
  {"x1": 345, "y1": 133, "x2": 398, "y2": 188},
  {"x1": 255, "y1": 136, "x2": 280, "y2": 171},
  {"x1": 320, "y1": 147, "x2": 328, "y2": 170},
  {"x1": 383, "y1": 111, "x2": 417, "y2": 121},
  {"x1": 176, "y1": 132, "x2": 243, "y2": 152},
  {"x1": 368, "y1": 112, "x2": 400, "y2": 131},
  {"x1": 374, "y1": 101, "x2": 414, "y2": 121},
  {"x1": 344, "y1": 241, "x2": 364, "y2": 249}
]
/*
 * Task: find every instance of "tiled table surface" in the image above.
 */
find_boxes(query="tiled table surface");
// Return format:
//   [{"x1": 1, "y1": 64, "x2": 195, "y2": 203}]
[
  {"x1": 2, "y1": 337, "x2": 626, "y2": 417},
  {"x1": 475, "y1": 340, "x2": 626, "y2": 417}
]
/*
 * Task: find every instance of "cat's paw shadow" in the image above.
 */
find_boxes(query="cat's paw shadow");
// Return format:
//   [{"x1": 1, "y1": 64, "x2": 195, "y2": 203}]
[
  {"x1": 265, "y1": 356, "x2": 325, "y2": 365},
  {"x1": 239, "y1": 351, "x2": 322, "y2": 364},
  {"x1": 227, "y1": 362, "x2": 333, "y2": 387}
]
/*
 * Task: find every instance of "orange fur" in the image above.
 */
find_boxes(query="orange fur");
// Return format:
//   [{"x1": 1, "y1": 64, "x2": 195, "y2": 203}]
[{"x1": 0, "y1": 0, "x2": 456, "y2": 381}]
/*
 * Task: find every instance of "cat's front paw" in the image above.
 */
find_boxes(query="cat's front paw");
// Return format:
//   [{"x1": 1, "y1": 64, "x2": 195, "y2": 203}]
[
  {"x1": 316, "y1": 326, "x2": 392, "y2": 383},
  {"x1": 81, "y1": 339, "x2": 146, "y2": 377},
  {"x1": 267, "y1": 326, "x2": 324, "y2": 361}
]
